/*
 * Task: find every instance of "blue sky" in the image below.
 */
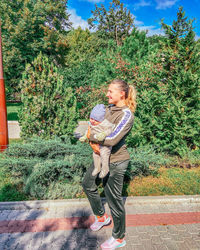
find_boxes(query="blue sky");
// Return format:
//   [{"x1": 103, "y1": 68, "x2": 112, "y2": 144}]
[{"x1": 67, "y1": 0, "x2": 200, "y2": 39}]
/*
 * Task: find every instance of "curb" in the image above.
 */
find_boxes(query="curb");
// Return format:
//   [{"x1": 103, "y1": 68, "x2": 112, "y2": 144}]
[{"x1": 1, "y1": 195, "x2": 200, "y2": 210}]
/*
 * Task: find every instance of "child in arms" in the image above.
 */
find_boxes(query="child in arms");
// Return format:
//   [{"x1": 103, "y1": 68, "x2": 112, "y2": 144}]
[{"x1": 80, "y1": 104, "x2": 114, "y2": 178}]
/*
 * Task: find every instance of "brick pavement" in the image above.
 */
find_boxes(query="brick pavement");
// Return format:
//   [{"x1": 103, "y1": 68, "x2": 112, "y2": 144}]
[{"x1": 0, "y1": 196, "x2": 200, "y2": 250}]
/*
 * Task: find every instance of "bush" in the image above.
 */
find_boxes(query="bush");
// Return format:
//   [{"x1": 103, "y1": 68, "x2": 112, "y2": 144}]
[
  {"x1": 1, "y1": 137, "x2": 93, "y2": 199},
  {"x1": 127, "y1": 146, "x2": 169, "y2": 178},
  {"x1": 19, "y1": 53, "x2": 78, "y2": 139}
]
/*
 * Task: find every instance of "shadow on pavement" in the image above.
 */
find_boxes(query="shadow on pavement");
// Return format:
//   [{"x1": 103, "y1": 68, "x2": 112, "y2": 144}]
[{"x1": 60, "y1": 209, "x2": 105, "y2": 250}]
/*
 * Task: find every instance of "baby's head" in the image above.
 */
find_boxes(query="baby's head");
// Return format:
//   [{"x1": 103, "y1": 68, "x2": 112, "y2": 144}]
[{"x1": 90, "y1": 104, "x2": 106, "y2": 125}]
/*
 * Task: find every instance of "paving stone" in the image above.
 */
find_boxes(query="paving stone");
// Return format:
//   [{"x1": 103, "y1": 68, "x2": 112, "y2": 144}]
[
  {"x1": 155, "y1": 225, "x2": 168, "y2": 232},
  {"x1": 129, "y1": 236, "x2": 141, "y2": 245},
  {"x1": 7, "y1": 210, "x2": 24, "y2": 220},
  {"x1": 0, "y1": 233, "x2": 10, "y2": 249},
  {"x1": 186, "y1": 224, "x2": 200, "y2": 234},
  {"x1": 140, "y1": 239, "x2": 156, "y2": 249},
  {"x1": 138, "y1": 232, "x2": 151, "y2": 240},
  {"x1": 132, "y1": 245, "x2": 145, "y2": 250},
  {"x1": 26, "y1": 210, "x2": 46, "y2": 220},
  {"x1": 137, "y1": 226, "x2": 151, "y2": 233},
  {"x1": 151, "y1": 235, "x2": 163, "y2": 245},
  {"x1": 162, "y1": 239, "x2": 178, "y2": 250},
  {"x1": 183, "y1": 238, "x2": 200, "y2": 249},
  {"x1": 0, "y1": 210, "x2": 12, "y2": 221},
  {"x1": 154, "y1": 245, "x2": 168, "y2": 250}
]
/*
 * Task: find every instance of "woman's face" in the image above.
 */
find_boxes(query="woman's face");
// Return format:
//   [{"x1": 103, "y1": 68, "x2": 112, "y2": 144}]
[{"x1": 106, "y1": 83, "x2": 125, "y2": 105}]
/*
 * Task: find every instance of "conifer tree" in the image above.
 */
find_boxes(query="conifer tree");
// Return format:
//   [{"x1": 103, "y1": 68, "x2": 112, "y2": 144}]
[
  {"x1": 0, "y1": 0, "x2": 71, "y2": 98},
  {"x1": 19, "y1": 53, "x2": 77, "y2": 139},
  {"x1": 88, "y1": 0, "x2": 134, "y2": 46},
  {"x1": 159, "y1": 7, "x2": 200, "y2": 155}
]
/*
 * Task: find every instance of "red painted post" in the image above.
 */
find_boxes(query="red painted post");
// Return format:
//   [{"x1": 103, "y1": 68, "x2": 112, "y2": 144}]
[{"x1": 0, "y1": 21, "x2": 8, "y2": 152}]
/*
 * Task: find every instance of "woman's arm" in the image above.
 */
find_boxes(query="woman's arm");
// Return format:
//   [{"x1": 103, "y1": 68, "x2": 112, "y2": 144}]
[{"x1": 90, "y1": 109, "x2": 134, "y2": 147}]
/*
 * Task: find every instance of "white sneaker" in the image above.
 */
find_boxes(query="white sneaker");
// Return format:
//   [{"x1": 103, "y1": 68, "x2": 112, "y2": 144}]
[
  {"x1": 90, "y1": 214, "x2": 111, "y2": 231},
  {"x1": 101, "y1": 236, "x2": 126, "y2": 249}
]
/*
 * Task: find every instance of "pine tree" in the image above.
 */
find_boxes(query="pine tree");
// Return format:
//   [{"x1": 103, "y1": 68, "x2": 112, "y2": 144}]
[{"x1": 88, "y1": 0, "x2": 134, "y2": 46}]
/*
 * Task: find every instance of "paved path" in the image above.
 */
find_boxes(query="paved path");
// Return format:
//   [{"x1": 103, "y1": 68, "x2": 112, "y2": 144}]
[
  {"x1": 0, "y1": 196, "x2": 200, "y2": 250},
  {"x1": 8, "y1": 121, "x2": 88, "y2": 139}
]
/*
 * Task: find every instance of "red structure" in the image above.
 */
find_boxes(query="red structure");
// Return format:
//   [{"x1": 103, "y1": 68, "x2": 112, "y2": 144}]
[{"x1": 0, "y1": 21, "x2": 8, "y2": 152}]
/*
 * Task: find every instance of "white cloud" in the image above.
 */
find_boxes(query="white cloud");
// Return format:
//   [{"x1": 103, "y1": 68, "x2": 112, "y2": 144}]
[
  {"x1": 133, "y1": 18, "x2": 144, "y2": 26},
  {"x1": 195, "y1": 34, "x2": 200, "y2": 41},
  {"x1": 133, "y1": 15, "x2": 164, "y2": 36},
  {"x1": 155, "y1": 0, "x2": 177, "y2": 10},
  {"x1": 68, "y1": 9, "x2": 89, "y2": 30},
  {"x1": 134, "y1": 0, "x2": 151, "y2": 10},
  {"x1": 137, "y1": 25, "x2": 164, "y2": 36}
]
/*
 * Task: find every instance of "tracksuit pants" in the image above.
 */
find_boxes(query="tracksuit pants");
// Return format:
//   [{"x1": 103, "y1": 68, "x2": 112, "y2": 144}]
[{"x1": 82, "y1": 160, "x2": 129, "y2": 239}]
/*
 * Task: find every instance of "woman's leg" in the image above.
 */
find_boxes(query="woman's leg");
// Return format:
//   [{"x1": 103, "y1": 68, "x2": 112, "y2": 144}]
[
  {"x1": 82, "y1": 163, "x2": 105, "y2": 216},
  {"x1": 103, "y1": 160, "x2": 129, "y2": 239}
]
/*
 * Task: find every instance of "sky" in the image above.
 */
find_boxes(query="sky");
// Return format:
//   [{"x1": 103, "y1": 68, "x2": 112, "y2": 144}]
[{"x1": 67, "y1": 0, "x2": 200, "y2": 39}]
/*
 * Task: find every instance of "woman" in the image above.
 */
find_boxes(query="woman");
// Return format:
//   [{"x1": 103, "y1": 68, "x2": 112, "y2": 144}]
[{"x1": 82, "y1": 79, "x2": 137, "y2": 249}]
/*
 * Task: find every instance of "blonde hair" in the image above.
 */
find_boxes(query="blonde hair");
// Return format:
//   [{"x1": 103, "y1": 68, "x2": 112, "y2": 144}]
[{"x1": 110, "y1": 79, "x2": 137, "y2": 113}]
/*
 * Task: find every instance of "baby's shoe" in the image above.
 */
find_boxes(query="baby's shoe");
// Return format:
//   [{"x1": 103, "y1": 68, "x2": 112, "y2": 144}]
[
  {"x1": 92, "y1": 168, "x2": 101, "y2": 176},
  {"x1": 90, "y1": 213, "x2": 111, "y2": 231},
  {"x1": 101, "y1": 236, "x2": 126, "y2": 249},
  {"x1": 99, "y1": 169, "x2": 109, "y2": 178}
]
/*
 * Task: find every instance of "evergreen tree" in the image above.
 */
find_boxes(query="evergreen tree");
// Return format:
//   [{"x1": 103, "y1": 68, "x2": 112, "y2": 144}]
[
  {"x1": 88, "y1": 0, "x2": 134, "y2": 46},
  {"x1": 158, "y1": 7, "x2": 200, "y2": 155},
  {"x1": 19, "y1": 53, "x2": 77, "y2": 139},
  {"x1": 0, "y1": 0, "x2": 71, "y2": 98}
]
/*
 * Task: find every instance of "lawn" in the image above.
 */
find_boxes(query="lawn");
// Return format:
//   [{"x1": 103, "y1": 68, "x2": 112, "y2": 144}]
[
  {"x1": 128, "y1": 167, "x2": 200, "y2": 196},
  {"x1": 6, "y1": 102, "x2": 22, "y2": 121},
  {"x1": 0, "y1": 164, "x2": 29, "y2": 202}
]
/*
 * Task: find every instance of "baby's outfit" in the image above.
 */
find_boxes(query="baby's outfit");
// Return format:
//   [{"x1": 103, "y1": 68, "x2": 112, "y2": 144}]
[{"x1": 86, "y1": 104, "x2": 114, "y2": 178}]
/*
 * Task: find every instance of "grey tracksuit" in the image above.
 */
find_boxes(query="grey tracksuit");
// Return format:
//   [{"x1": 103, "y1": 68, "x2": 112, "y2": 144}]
[{"x1": 82, "y1": 105, "x2": 134, "y2": 239}]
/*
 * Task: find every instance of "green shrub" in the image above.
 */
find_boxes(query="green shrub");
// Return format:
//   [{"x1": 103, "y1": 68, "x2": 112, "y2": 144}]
[
  {"x1": 1, "y1": 137, "x2": 93, "y2": 199},
  {"x1": 127, "y1": 146, "x2": 169, "y2": 178},
  {"x1": 19, "y1": 53, "x2": 78, "y2": 139}
]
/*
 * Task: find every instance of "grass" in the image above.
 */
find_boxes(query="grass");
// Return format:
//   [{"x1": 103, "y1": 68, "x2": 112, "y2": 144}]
[
  {"x1": 6, "y1": 102, "x2": 22, "y2": 121},
  {"x1": 128, "y1": 166, "x2": 200, "y2": 196},
  {"x1": 0, "y1": 138, "x2": 29, "y2": 202},
  {"x1": 0, "y1": 165, "x2": 29, "y2": 202}
]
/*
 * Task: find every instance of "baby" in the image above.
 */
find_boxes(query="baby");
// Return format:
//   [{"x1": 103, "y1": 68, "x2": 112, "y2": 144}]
[{"x1": 80, "y1": 104, "x2": 114, "y2": 178}]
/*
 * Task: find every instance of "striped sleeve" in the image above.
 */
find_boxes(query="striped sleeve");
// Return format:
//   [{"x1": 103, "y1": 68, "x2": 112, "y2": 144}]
[{"x1": 90, "y1": 108, "x2": 133, "y2": 147}]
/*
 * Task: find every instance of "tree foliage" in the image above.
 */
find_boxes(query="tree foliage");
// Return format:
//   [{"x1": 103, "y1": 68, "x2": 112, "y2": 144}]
[
  {"x1": 19, "y1": 53, "x2": 77, "y2": 139},
  {"x1": 88, "y1": 0, "x2": 134, "y2": 45},
  {"x1": 0, "y1": 0, "x2": 71, "y2": 97}
]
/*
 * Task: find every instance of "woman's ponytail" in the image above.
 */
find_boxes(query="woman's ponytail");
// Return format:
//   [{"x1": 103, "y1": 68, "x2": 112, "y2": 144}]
[{"x1": 125, "y1": 85, "x2": 137, "y2": 113}]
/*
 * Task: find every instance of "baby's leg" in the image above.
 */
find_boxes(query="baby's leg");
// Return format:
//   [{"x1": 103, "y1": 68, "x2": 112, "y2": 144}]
[
  {"x1": 92, "y1": 152, "x2": 101, "y2": 176},
  {"x1": 99, "y1": 146, "x2": 112, "y2": 178}
]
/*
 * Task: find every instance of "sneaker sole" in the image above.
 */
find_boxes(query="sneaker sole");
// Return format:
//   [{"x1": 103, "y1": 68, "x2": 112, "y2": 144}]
[{"x1": 90, "y1": 217, "x2": 111, "y2": 232}]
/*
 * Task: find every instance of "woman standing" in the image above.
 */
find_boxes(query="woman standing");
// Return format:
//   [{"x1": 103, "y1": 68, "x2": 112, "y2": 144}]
[{"x1": 82, "y1": 79, "x2": 136, "y2": 249}]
